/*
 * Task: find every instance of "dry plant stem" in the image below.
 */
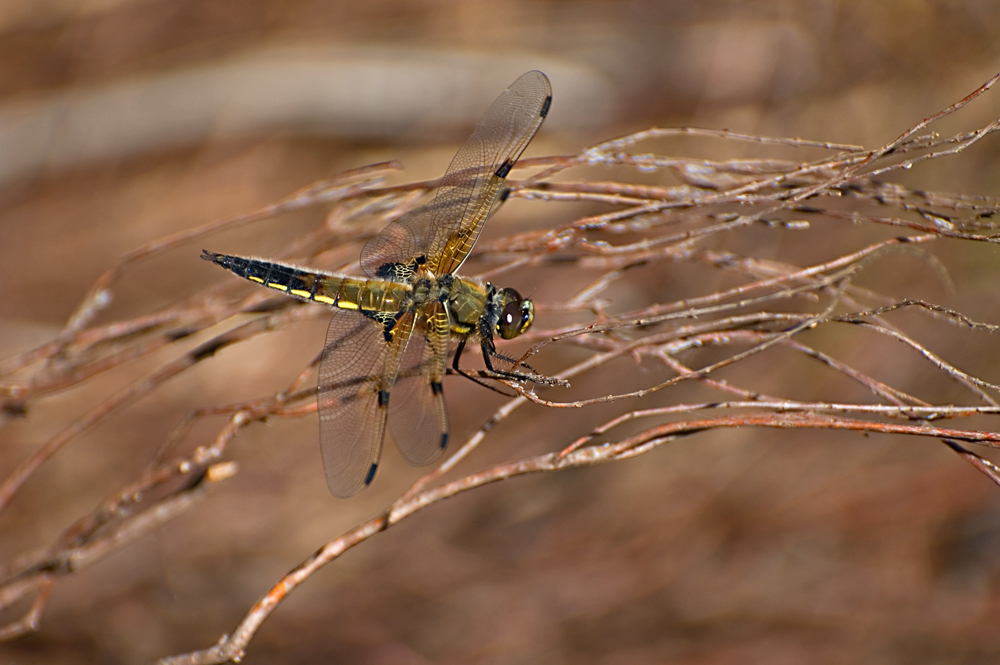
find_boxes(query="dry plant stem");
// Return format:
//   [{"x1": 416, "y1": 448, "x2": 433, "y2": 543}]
[
  {"x1": 945, "y1": 439, "x2": 1000, "y2": 485},
  {"x1": 542, "y1": 235, "x2": 936, "y2": 341},
  {"x1": 0, "y1": 308, "x2": 311, "y2": 512},
  {"x1": 779, "y1": 70, "x2": 1000, "y2": 203},
  {"x1": 5, "y1": 71, "x2": 1000, "y2": 660},
  {"x1": 0, "y1": 289, "x2": 325, "y2": 633},
  {"x1": 846, "y1": 320, "x2": 1000, "y2": 402},
  {"x1": 561, "y1": 403, "x2": 1000, "y2": 456},
  {"x1": 821, "y1": 207, "x2": 1000, "y2": 243},
  {"x1": 0, "y1": 285, "x2": 312, "y2": 411},
  {"x1": 57, "y1": 163, "x2": 403, "y2": 339},
  {"x1": 0, "y1": 463, "x2": 232, "y2": 640},
  {"x1": 523, "y1": 295, "x2": 855, "y2": 410},
  {"x1": 527, "y1": 299, "x2": 1000, "y2": 411},
  {"x1": 0, "y1": 390, "x2": 302, "y2": 634},
  {"x1": 0, "y1": 577, "x2": 52, "y2": 641},
  {"x1": 154, "y1": 409, "x2": 1000, "y2": 665},
  {"x1": 778, "y1": 338, "x2": 922, "y2": 407}
]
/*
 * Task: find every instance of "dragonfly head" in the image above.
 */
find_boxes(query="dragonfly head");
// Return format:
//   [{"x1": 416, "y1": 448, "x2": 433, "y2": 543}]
[{"x1": 496, "y1": 287, "x2": 534, "y2": 340}]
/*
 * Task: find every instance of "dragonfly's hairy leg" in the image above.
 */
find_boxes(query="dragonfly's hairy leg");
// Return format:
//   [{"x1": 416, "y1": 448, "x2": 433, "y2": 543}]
[
  {"x1": 450, "y1": 336, "x2": 516, "y2": 395},
  {"x1": 452, "y1": 336, "x2": 469, "y2": 372},
  {"x1": 490, "y1": 349, "x2": 540, "y2": 375},
  {"x1": 479, "y1": 338, "x2": 543, "y2": 384}
]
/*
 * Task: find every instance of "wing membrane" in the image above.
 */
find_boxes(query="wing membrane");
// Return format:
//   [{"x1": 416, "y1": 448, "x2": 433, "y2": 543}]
[
  {"x1": 361, "y1": 70, "x2": 551, "y2": 277},
  {"x1": 388, "y1": 303, "x2": 450, "y2": 465},
  {"x1": 318, "y1": 309, "x2": 412, "y2": 497}
]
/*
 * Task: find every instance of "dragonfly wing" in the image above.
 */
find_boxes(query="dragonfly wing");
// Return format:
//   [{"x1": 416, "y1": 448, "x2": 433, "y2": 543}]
[
  {"x1": 359, "y1": 209, "x2": 419, "y2": 278},
  {"x1": 361, "y1": 71, "x2": 551, "y2": 278},
  {"x1": 431, "y1": 70, "x2": 551, "y2": 274},
  {"x1": 318, "y1": 309, "x2": 411, "y2": 497},
  {"x1": 388, "y1": 303, "x2": 450, "y2": 465}
]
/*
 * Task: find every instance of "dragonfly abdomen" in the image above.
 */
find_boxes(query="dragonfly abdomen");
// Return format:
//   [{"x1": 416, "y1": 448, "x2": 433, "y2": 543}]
[{"x1": 201, "y1": 251, "x2": 410, "y2": 315}]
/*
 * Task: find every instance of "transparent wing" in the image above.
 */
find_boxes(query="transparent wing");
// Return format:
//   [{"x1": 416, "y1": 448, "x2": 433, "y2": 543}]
[
  {"x1": 317, "y1": 309, "x2": 412, "y2": 498},
  {"x1": 388, "y1": 304, "x2": 450, "y2": 465},
  {"x1": 361, "y1": 70, "x2": 552, "y2": 278}
]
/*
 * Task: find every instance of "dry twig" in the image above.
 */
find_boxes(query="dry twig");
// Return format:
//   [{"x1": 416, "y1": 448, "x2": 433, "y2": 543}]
[{"x1": 3, "y1": 72, "x2": 1000, "y2": 662}]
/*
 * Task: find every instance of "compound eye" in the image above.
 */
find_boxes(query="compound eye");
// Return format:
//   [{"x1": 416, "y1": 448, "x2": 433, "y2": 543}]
[{"x1": 497, "y1": 288, "x2": 534, "y2": 340}]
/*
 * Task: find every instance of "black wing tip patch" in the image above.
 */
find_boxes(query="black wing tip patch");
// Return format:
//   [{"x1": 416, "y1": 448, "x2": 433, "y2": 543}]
[
  {"x1": 540, "y1": 95, "x2": 552, "y2": 118},
  {"x1": 364, "y1": 463, "x2": 378, "y2": 486}
]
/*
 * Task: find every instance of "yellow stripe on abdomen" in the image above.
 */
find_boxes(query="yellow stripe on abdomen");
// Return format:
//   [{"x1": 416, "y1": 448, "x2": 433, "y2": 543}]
[{"x1": 203, "y1": 251, "x2": 413, "y2": 319}]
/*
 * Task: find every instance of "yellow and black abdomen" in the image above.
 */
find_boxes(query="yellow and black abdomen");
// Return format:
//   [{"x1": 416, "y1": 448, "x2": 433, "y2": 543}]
[{"x1": 201, "y1": 251, "x2": 410, "y2": 316}]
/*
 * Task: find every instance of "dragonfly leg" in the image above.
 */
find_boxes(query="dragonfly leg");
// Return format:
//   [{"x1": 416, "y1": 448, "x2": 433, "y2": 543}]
[
  {"x1": 479, "y1": 337, "x2": 540, "y2": 383},
  {"x1": 450, "y1": 336, "x2": 515, "y2": 395},
  {"x1": 452, "y1": 336, "x2": 469, "y2": 372},
  {"x1": 452, "y1": 335, "x2": 557, "y2": 390}
]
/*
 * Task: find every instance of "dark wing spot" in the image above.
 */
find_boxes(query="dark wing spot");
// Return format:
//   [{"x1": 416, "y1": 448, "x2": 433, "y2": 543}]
[
  {"x1": 495, "y1": 160, "x2": 513, "y2": 179},
  {"x1": 376, "y1": 261, "x2": 418, "y2": 281},
  {"x1": 440, "y1": 432, "x2": 449, "y2": 449},
  {"x1": 540, "y1": 95, "x2": 552, "y2": 118},
  {"x1": 364, "y1": 463, "x2": 378, "y2": 486},
  {"x1": 431, "y1": 381, "x2": 444, "y2": 396},
  {"x1": 378, "y1": 390, "x2": 390, "y2": 408},
  {"x1": 375, "y1": 262, "x2": 397, "y2": 278},
  {"x1": 498, "y1": 188, "x2": 510, "y2": 202}
]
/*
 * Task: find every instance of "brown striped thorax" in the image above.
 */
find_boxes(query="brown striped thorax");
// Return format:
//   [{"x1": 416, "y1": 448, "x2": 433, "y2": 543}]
[{"x1": 202, "y1": 71, "x2": 552, "y2": 498}]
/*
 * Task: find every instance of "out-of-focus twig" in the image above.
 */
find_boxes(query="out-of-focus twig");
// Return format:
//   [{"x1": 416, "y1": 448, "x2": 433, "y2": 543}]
[{"x1": 4, "y1": 70, "x2": 1000, "y2": 664}]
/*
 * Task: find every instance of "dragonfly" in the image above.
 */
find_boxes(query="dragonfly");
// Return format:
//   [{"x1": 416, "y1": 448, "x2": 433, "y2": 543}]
[{"x1": 202, "y1": 71, "x2": 555, "y2": 497}]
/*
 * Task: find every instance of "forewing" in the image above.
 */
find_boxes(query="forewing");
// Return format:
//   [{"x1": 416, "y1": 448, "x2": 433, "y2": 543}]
[
  {"x1": 361, "y1": 71, "x2": 551, "y2": 277},
  {"x1": 388, "y1": 305, "x2": 450, "y2": 465},
  {"x1": 318, "y1": 309, "x2": 411, "y2": 497},
  {"x1": 359, "y1": 209, "x2": 419, "y2": 278}
]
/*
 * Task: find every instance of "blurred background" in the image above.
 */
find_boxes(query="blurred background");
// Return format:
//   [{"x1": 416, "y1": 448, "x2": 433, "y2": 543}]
[{"x1": 3, "y1": 1, "x2": 1000, "y2": 663}]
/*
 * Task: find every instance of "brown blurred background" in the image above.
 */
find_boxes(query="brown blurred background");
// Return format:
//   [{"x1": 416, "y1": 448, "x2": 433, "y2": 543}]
[{"x1": 3, "y1": 1, "x2": 1000, "y2": 664}]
